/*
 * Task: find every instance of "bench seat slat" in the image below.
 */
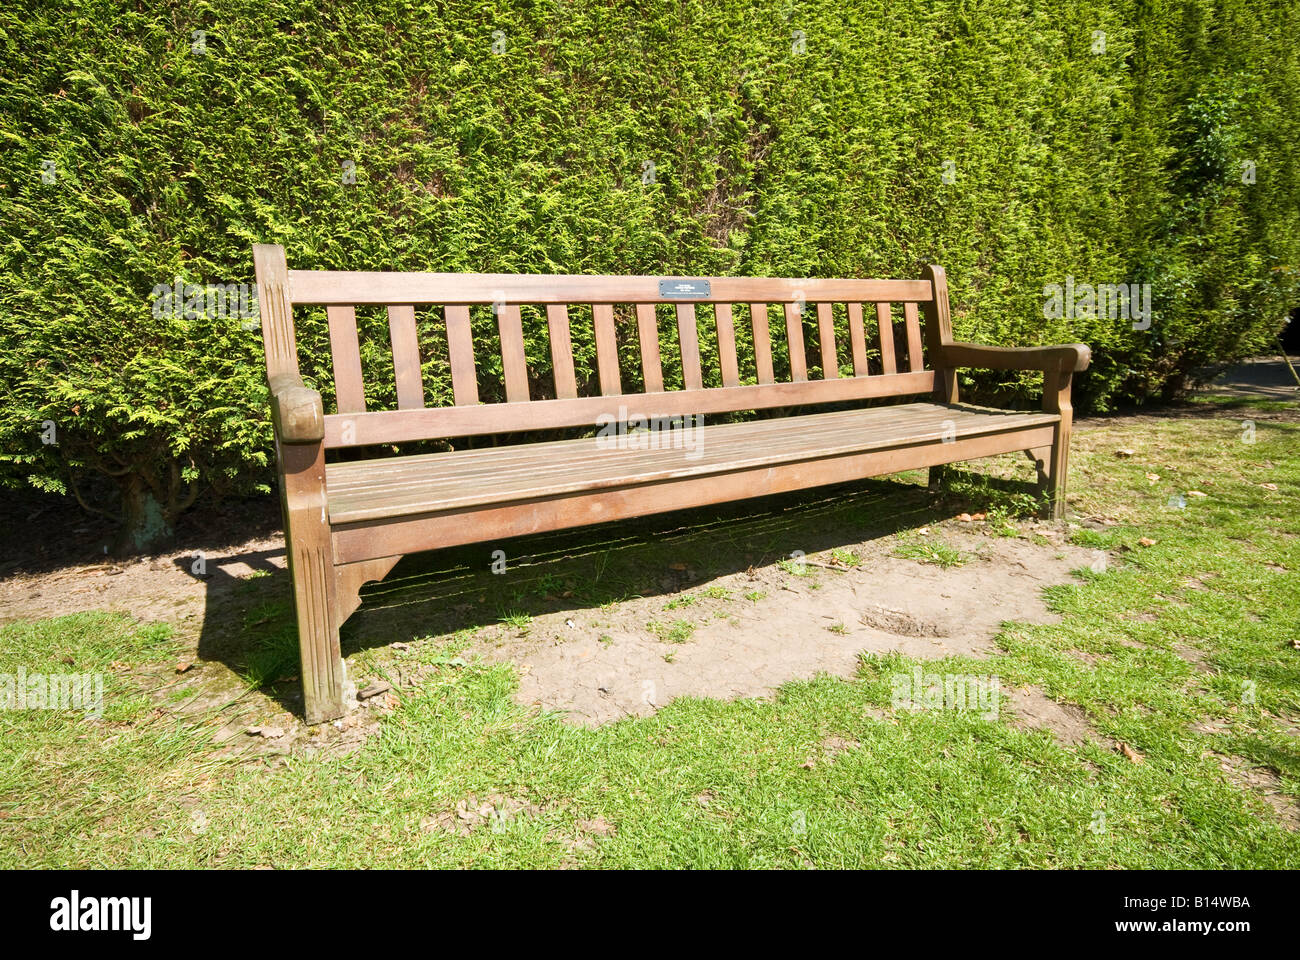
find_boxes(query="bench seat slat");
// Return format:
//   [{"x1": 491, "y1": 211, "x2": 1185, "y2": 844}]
[
  {"x1": 325, "y1": 403, "x2": 1058, "y2": 524},
  {"x1": 326, "y1": 405, "x2": 964, "y2": 489},
  {"x1": 331, "y1": 423, "x2": 1061, "y2": 563},
  {"x1": 326, "y1": 406, "x2": 981, "y2": 493}
]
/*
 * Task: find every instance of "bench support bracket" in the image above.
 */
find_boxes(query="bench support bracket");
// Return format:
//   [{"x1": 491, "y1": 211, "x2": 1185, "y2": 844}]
[{"x1": 336, "y1": 556, "x2": 404, "y2": 624}]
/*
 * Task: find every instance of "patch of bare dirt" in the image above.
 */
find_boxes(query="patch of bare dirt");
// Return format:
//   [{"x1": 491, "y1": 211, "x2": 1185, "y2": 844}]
[
  {"x1": 0, "y1": 495, "x2": 283, "y2": 626},
  {"x1": 1212, "y1": 753, "x2": 1300, "y2": 832},
  {"x1": 802, "y1": 735, "x2": 862, "y2": 769},
  {"x1": 1175, "y1": 643, "x2": 1216, "y2": 675},
  {"x1": 482, "y1": 529, "x2": 1096, "y2": 725},
  {"x1": 549, "y1": 815, "x2": 619, "y2": 866},
  {"x1": 1003, "y1": 686, "x2": 1109, "y2": 748},
  {"x1": 420, "y1": 792, "x2": 544, "y2": 836},
  {"x1": 0, "y1": 537, "x2": 287, "y2": 630}
]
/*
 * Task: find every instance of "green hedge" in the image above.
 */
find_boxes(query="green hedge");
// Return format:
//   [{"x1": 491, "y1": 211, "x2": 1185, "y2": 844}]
[{"x1": 1, "y1": 0, "x2": 1297, "y2": 545}]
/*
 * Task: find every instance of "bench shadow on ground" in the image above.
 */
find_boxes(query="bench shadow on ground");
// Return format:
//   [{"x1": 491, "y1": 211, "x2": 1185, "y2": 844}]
[{"x1": 190, "y1": 468, "x2": 1040, "y2": 719}]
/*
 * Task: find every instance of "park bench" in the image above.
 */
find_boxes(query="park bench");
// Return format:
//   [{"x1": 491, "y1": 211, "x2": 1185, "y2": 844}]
[{"x1": 252, "y1": 244, "x2": 1090, "y2": 723}]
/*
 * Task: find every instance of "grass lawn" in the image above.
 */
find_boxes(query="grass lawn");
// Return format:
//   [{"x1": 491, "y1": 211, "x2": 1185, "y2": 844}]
[{"x1": 2, "y1": 397, "x2": 1298, "y2": 868}]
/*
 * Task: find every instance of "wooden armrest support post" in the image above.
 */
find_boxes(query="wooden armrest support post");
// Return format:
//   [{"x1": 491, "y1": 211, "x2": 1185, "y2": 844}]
[
  {"x1": 269, "y1": 374, "x2": 324, "y2": 444},
  {"x1": 935, "y1": 338, "x2": 1090, "y2": 520},
  {"x1": 254, "y1": 244, "x2": 344, "y2": 724}
]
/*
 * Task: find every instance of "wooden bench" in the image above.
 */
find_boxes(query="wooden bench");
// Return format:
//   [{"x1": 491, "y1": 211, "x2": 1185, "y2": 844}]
[{"x1": 252, "y1": 244, "x2": 1090, "y2": 723}]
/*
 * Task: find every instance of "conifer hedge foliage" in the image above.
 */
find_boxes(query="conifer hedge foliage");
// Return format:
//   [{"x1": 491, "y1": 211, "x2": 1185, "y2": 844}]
[{"x1": 1, "y1": 1, "x2": 1297, "y2": 548}]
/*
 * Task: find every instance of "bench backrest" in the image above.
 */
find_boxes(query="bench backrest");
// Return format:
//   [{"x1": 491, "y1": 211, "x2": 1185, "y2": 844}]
[{"x1": 253, "y1": 245, "x2": 954, "y2": 449}]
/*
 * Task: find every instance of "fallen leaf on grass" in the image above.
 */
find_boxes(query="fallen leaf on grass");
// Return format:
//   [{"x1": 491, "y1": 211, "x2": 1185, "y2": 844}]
[
  {"x1": 1145, "y1": 473, "x2": 1161, "y2": 484},
  {"x1": 1137, "y1": 537, "x2": 1157, "y2": 547},
  {"x1": 1187, "y1": 490, "x2": 1207, "y2": 498},
  {"x1": 1115, "y1": 449, "x2": 1136, "y2": 458},
  {"x1": 1119, "y1": 743, "x2": 1144, "y2": 764},
  {"x1": 1260, "y1": 482, "x2": 1279, "y2": 491}
]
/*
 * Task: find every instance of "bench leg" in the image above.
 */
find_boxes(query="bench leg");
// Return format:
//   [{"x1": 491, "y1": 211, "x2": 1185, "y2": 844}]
[
  {"x1": 1042, "y1": 428, "x2": 1071, "y2": 520},
  {"x1": 279, "y1": 442, "x2": 347, "y2": 725},
  {"x1": 927, "y1": 465, "x2": 949, "y2": 492},
  {"x1": 1040, "y1": 366, "x2": 1075, "y2": 520}
]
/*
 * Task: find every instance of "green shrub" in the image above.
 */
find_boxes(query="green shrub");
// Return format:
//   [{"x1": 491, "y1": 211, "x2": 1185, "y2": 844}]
[{"x1": 1, "y1": 0, "x2": 1296, "y2": 548}]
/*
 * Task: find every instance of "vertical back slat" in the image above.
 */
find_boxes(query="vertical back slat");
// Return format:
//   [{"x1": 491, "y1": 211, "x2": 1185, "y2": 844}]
[
  {"x1": 904, "y1": 301, "x2": 924, "y2": 372},
  {"x1": 876, "y1": 303, "x2": 897, "y2": 375},
  {"x1": 387, "y1": 305, "x2": 424, "y2": 409},
  {"x1": 635, "y1": 303, "x2": 663, "y2": 393},
  {"x1": 677, "y1": 303, "x2": 703, "y2": 390},
  {"x1": 715, "y1": 303, "x2": 739, "y2": 387},
  {"x1": 444, "y1": 305, "x2": 479, "y2": 406},
  {"x1": 592, "y1": 304, "x2": 622, "y2": 395},
  {"x1": 497, "y1": 303, "x2": 530, "y2": 403},
  {"x1": 816, "y1": 302, "x2": 838, "y2": 379},
  {"x1": 326, "y1": 305, "x2": 365, "y2": 413},
  {"x1": 784, "y1": 302, "x2": 807, "y2": 382},
  {"x1": 750, "y1": 303, "x2": 774, "y2": 384},
  {"x1": 546, "y1": 304, "x2": 577, "y2": 400},
  {"x1": 847, "y1": 302, "x2": 868, "y2": 377}
]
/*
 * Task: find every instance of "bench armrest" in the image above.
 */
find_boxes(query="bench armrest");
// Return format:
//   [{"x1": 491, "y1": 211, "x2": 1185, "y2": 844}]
[
  {"x1": 269, "y1": 373, "x2": 324, "y2": 444},
  {"x1": 940, "y1": 342, "x2": 1091, "y2": 373}
]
